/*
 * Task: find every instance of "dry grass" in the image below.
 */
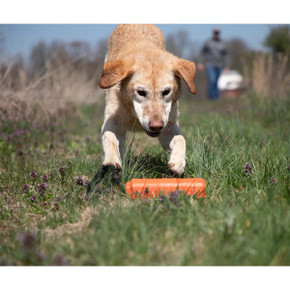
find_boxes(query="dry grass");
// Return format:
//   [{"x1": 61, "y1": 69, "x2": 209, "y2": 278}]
[
  {"x1": 243, "y1": 53, "x2": 290, "y2": 99},
  {"x1": 45, "y1": 207, "x2": 95, "y2": 238},
  {"x1": 0, "y1": 56, "x2": 103, "y2": 127}
]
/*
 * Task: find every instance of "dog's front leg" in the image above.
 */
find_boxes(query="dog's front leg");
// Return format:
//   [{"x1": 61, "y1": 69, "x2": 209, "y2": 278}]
[
  {"x1": 101, "y1": 117, "x2": 126, "y2": 168},
  {"x1": 158, "y1": 124, "x2": 186, "y2": 175},
  {"x1": 86, "y1": 119, "x2": 126, "y2": 196}
]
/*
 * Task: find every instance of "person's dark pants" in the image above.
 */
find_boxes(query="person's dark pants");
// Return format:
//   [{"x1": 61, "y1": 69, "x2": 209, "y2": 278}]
[{"x1": 206, "y1": 66, "x2": 222, "y2": 100}]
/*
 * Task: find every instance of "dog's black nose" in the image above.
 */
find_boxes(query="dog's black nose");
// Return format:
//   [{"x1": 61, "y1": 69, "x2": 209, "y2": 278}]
[{"x1": 149, "y1": 121, "x2": 164, "y2": 132}]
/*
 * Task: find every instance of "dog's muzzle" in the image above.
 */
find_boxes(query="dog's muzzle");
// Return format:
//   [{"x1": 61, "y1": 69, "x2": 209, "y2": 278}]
[
  {"x1": 145, "y1": 120, "x2": 164, "y2": 137},
  {"x1": 145, "y1": 129, "x2": 161, "y2": 137}
]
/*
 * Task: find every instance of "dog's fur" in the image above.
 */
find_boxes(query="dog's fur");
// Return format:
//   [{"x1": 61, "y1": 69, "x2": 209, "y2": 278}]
[{"x1": 99, "y1": 24, "x2": 196, "y2": 175}]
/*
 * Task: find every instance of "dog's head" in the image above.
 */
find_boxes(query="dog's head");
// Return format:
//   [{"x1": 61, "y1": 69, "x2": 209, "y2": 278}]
[{"x1": 99, "y1": 51, "x2": 196, "y2": 137}]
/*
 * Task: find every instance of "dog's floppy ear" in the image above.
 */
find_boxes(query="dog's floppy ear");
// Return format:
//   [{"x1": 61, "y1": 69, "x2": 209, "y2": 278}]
[
  {"x1": 99, "y1": 59, "x2": 134, "y2": 89},
  {"x1": 174, "y1": 59, "x2": 197, "y2": 94}
]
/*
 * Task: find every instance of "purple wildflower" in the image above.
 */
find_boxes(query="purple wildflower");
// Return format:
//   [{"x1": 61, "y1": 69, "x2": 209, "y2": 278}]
[
  {"x1": 75, "y1": 176, "x2": 84, "y2": 186},
  {"x1": 243, "y1": 163, "x2": 253, "y2": 174},
  {"x1": 75, "y1": 176, "x2": 90, "y2": 187},
  {"x1": 158, "y1": 194, "x2": 167, "y2": 202},
  {"x1": 142, "y1": 199, "x2": 151, "y2": 205},
  {"x1": 287, "y1": 165, "x2": 290, "y2": 172},
  {"x1": 22, "y1": 184, "x2": 29, "y2": 191},
  {"x1": 18, "y1": 231, "x2": 36, "y2": 252},
  {"x1": 49, "y1": 173, "x2": 55, "y2": 179},
  {"x1": 169, "y1": 190, "x2": 180, "y2": 200},
  {"x1": 83, "y1": 178, "x2": 90, "y2": 187},
  {"x1": 38, "y1": 183, "x2": 47, "y2": 196},
  {"x1": 29, "y1": 171, "x2": 38, "y2": 179},
  {"x1": 168, "y1": 190, "x2": 181, "y2": 206},
  {"x1": 30, "y1": 194, "x2": 36, "y2": 202},
  {"x1": 269, "y1": 177, "x2": 278, "y2": 184},
  {"x1": 58, "y1": 166, "x2": 67, "y2": 176},
  {"x1": 41, "y1": 175, "x2": 48, "y2": 182}
]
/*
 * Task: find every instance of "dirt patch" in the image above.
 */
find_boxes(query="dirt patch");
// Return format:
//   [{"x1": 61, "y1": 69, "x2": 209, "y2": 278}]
[{"x1": 44, "y1": 207, "x2": 95, "y2": 238}]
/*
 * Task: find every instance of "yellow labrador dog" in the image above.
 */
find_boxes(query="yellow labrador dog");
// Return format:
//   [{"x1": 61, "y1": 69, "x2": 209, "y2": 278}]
[{"x1": 87, "y1": 24, "x2": 196, "y2": 193}]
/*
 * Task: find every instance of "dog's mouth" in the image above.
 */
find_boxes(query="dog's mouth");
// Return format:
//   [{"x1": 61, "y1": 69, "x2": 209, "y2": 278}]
[{"x1": 145, "y1": 129, "x2": 161, "y2": 138}]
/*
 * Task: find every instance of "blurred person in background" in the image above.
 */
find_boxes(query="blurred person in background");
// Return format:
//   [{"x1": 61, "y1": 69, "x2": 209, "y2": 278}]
[{"x1": 198, "y1": 28, "x2": 230, "y2": 100}]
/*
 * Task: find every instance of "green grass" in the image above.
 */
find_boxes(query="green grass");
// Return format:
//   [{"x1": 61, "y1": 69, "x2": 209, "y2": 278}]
[{"x1": 0, "y1": 94, "x2": 289, "y2": 265}]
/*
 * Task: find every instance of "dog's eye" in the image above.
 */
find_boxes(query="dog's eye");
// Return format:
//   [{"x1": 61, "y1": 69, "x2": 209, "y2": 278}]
[
  {"x1": 137, "y1": 90, "x2": 147, "y2": 97},
  {"x1": 162, "y1": 89, "x2": 171, "y2": 96}
]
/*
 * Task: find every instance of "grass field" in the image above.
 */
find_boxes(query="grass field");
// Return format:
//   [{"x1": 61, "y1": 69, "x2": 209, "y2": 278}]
[{"x1": 0, "y1": 93, "x2": 289, "y2": 266}]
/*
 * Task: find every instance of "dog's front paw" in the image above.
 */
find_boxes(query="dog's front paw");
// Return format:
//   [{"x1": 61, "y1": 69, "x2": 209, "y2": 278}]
[
  {"x1": 86, "y1": 164, "x2": 122, "y2": 197},
  {"x1": 168, "y1": 158, "x2": 185, "y2": 175}
]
